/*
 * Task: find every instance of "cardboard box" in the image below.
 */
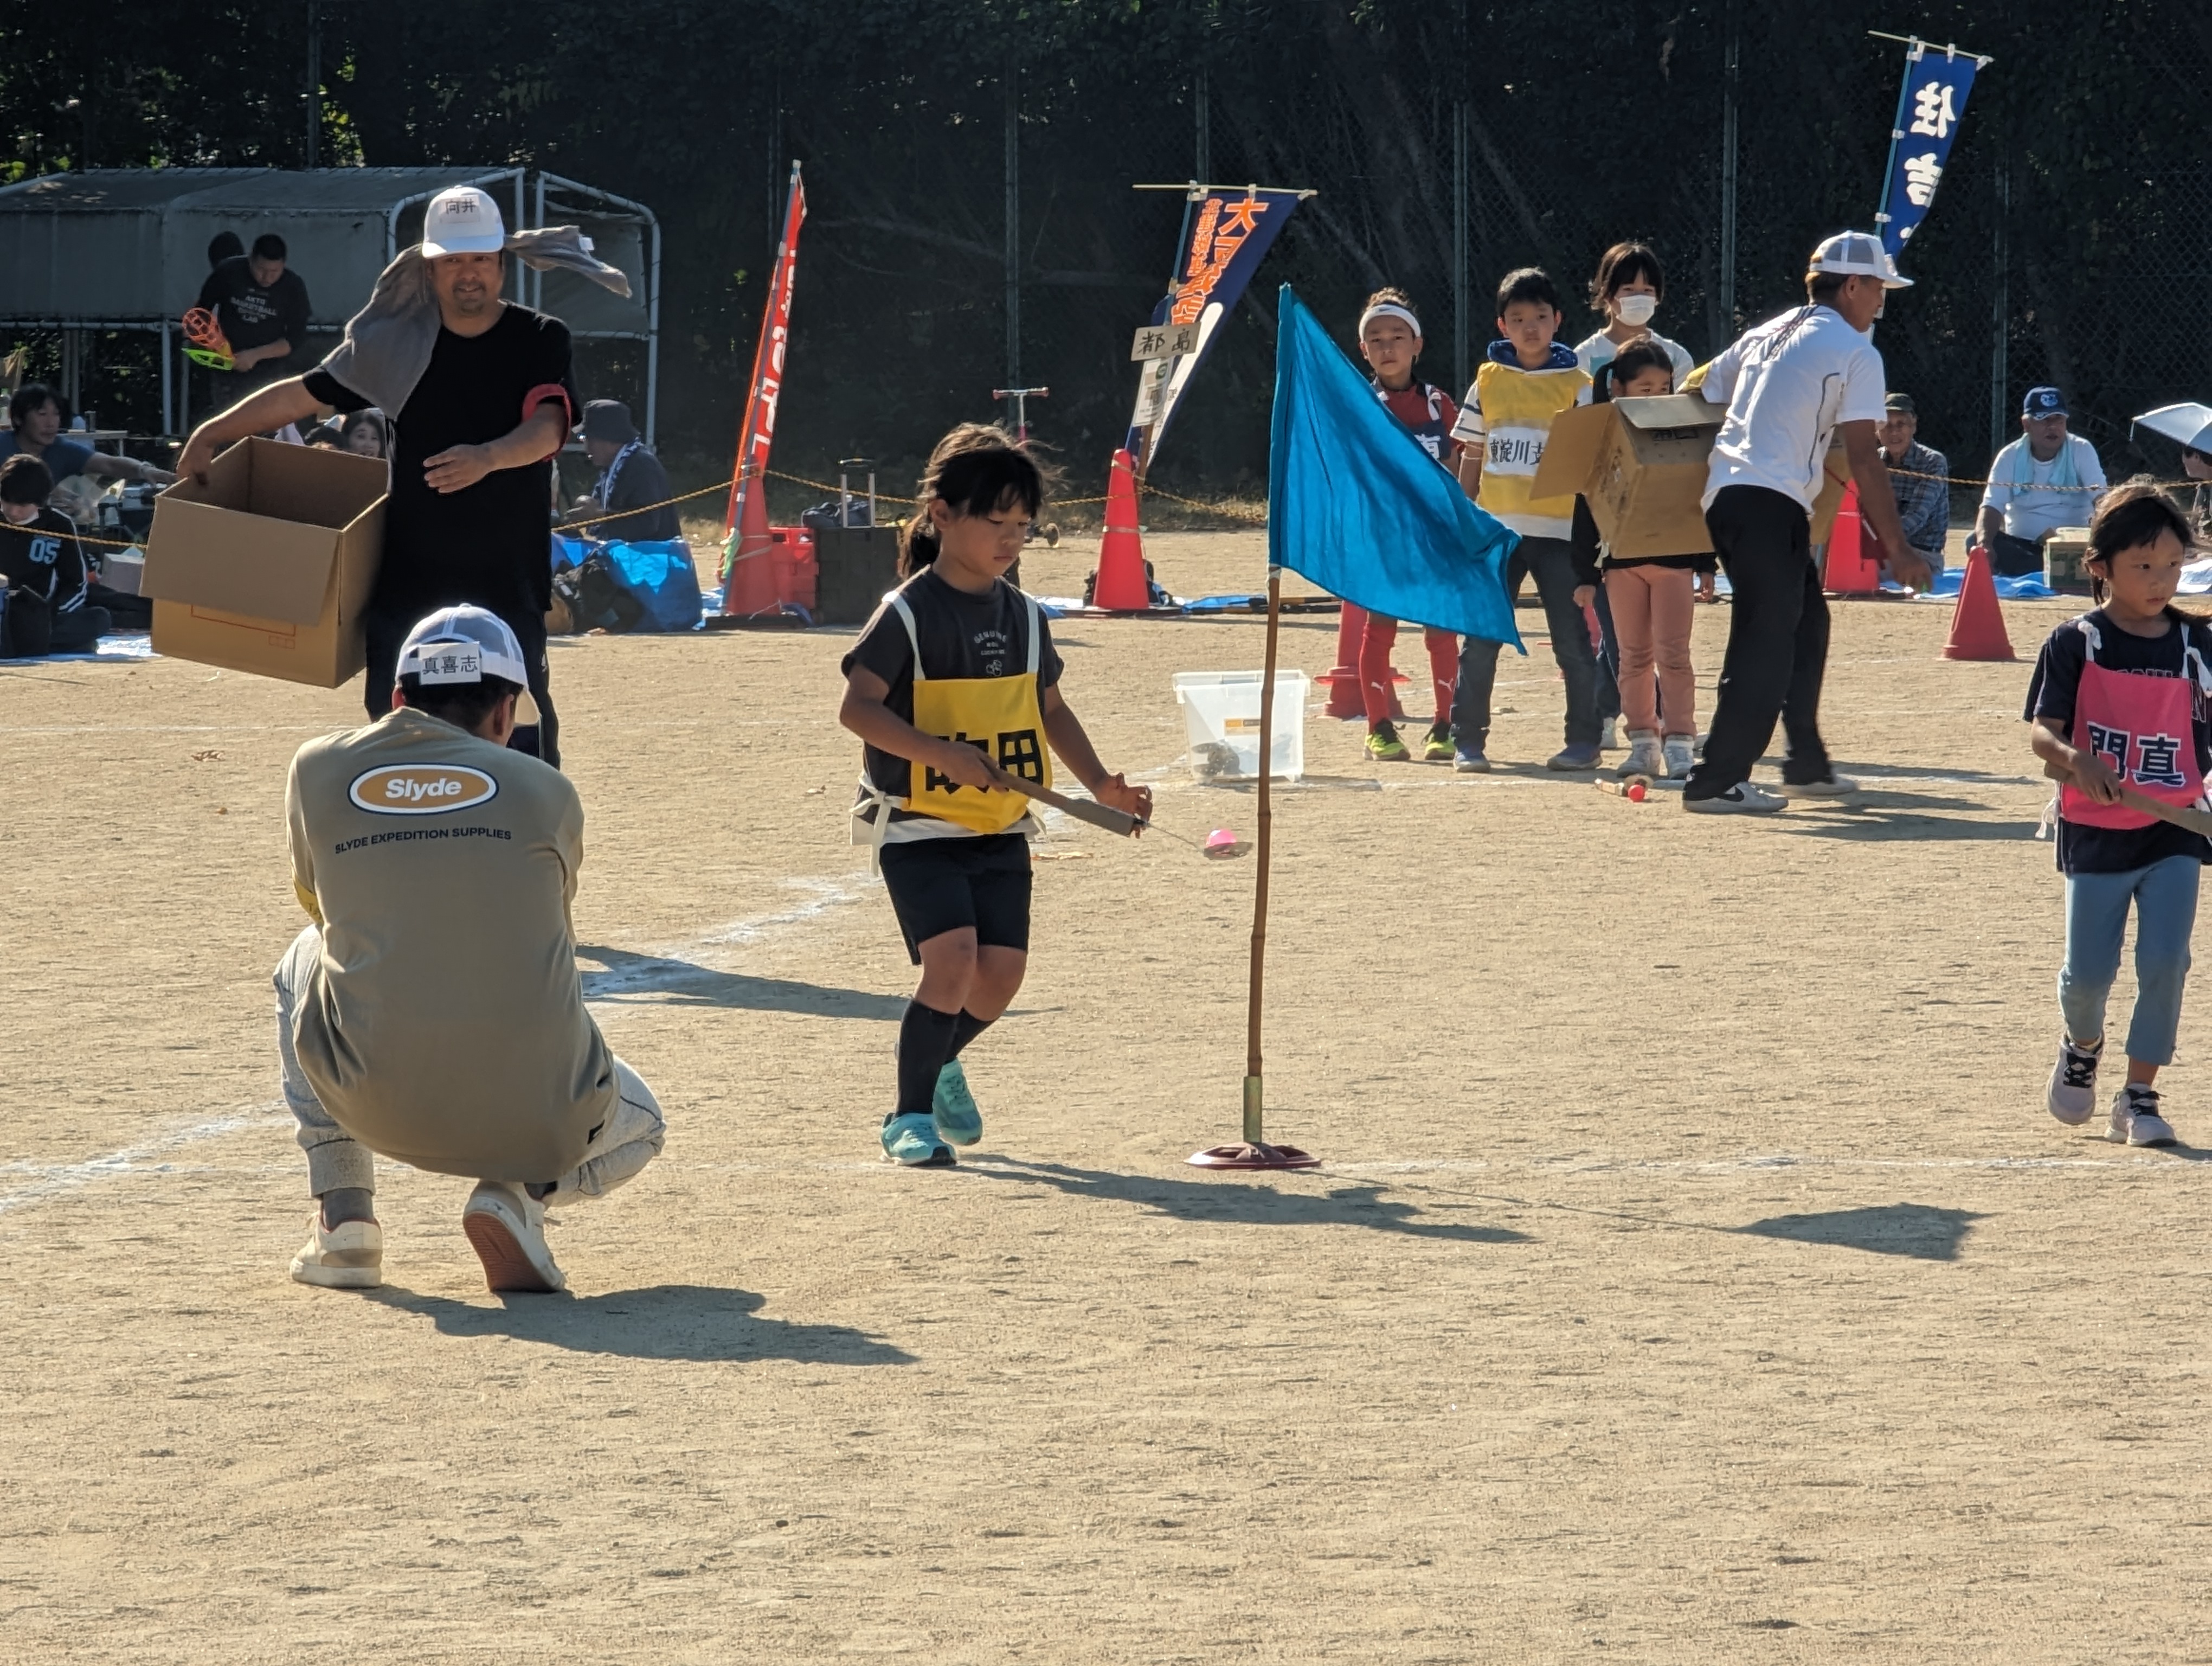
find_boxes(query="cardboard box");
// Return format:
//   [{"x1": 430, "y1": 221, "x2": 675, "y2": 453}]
[
  {"x1": 2044, "y1": 526, "x2": 2095, "y2": 593},
  {"x1": 1532, "y1": 395, "x2": 1854, "y2": 557},
  {"x1": 142, "y1": 438, "x2": 386, "y2": 687}
]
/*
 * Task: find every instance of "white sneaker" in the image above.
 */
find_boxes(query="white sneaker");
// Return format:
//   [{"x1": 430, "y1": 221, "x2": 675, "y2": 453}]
[
  {"x1": 1662, "y1": 735, "x2": 1696, "y2": 779},
  {"x1": 1618, "y1": 731, "x2": 1665, "y2": 779},
  {"x1": 1789, "y1": 771, "x2": 1860, "y2": 797},
  {"x1": 1600, "y1": 717, "x2": 1621, "y2": 751},
  {"x1": 462, "y1": 1181, "x2": 567, "y2": 1292},
  {"x1": 2107, "y1": 1085, "x2": 2177, "y2": 1148},
  {"x1": 1683, "y1": 781, "x2": 1787, "y2": 814},
  {"x1": 288, "y1": 1212, "x2": 383, "y2": 1290},
  {"x1": 2046, "y1": 1037, "x2": 2101, "y2": 1126}
]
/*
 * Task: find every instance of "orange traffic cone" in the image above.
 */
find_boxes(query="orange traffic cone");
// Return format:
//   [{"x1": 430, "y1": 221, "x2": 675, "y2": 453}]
[
  {"x1": 1090, "y1": 449, "x2": 1153, "y2": 610},
  {"x1": 1316, "y1": 602, "x2": 1409, "y2": 720},
  {"x1": 1822, "y1": 481, "x2": 1882, "y2": 594},
  {"x1": 721, "y1": 466, "x2": 778, "y2": 616},
  {"x1": 1941, "y1": 544, "x2": 2016, "y2": 662}
]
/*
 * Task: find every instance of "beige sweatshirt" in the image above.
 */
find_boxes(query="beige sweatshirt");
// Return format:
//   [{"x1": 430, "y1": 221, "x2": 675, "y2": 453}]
[{"x1": 285, "y1": 706, "x2": 615, "y2": 1182}]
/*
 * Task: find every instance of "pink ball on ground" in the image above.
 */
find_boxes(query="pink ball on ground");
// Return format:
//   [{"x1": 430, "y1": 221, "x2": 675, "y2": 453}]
[
  {"x1": 1626, "y1": 781, "x2": 1648, "y2": 802},
  {"x1": 1205, "y1": 828, "x2": 1238, "y2": 851}
]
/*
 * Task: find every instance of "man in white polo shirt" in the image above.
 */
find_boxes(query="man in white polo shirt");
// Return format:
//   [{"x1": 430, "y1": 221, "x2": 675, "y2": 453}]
[
  {"x1": 1683, "y1": 231, "x2": 1930, "y2": 814},
  {"x1": 1975, "y1": 386, "x2": 2108, "y2": 575},
  {"x1": 275, "y1": 606, "x2": 665, "y2": 1293}
]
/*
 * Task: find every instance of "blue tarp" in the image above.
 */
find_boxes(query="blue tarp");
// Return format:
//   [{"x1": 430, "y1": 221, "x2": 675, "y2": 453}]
[
  {"x1": 1267, "y1": 285, "x2": 1522, "y2": 649},
  {"x1": 602, "y1": 540, "x2": 704, "y2": 632}
]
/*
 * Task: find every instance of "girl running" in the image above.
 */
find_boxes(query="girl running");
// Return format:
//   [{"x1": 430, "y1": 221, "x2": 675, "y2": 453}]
[
  {"x1": 2029, "y1": 482, "x2": 2208, "y2": 1147},
  {"x1": 1354, "y1": 289, "x2": 1464, "y2": 762},
  {"x1": 840, "y1": 425, "x2": 1152, "y2": 1166},
  {"x1": 1572, "y1": 340, "x2": 1716, "y2": 780}
]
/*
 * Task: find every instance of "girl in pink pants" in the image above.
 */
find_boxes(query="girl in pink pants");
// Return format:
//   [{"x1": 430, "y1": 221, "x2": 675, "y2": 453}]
[{"x1": 1583, "y1": 341, "x2": 1715, "y2": 779}]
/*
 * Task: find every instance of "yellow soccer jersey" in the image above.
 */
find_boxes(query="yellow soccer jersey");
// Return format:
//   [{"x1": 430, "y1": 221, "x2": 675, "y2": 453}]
[{"x1": 1450, "y1": 343, "x2": 1593, "y2": 539}]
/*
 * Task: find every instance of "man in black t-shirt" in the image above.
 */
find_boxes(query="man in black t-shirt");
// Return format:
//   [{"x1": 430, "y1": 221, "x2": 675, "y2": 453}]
[
  {"x1": 196, "y1": 233, "x2": 312, "y2": 411},
  {"x1": 177, "y1": 188, "x2": 578, "y2": 764}
]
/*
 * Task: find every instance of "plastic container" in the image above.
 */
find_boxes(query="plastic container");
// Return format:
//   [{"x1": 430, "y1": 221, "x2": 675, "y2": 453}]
[{"x1": 1173, "y1": 669, "x2": 1309, "y2": 783}]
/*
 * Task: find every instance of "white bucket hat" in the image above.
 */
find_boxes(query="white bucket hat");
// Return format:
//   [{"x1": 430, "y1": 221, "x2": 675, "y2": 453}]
[
  {"x1": 1808, "y1": 230, "x2": 1913, "y2": 289},
  {"x1": 397, "y1": 605, "x2": 529, "y2": 687},
  {"x1": 419, "y1": 185, "x2": 507, "y2": 258}
]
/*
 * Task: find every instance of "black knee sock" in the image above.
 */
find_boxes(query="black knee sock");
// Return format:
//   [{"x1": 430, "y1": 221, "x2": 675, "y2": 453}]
[
  {"x1": 948, "y1": 1009, "x2": 995, "y2": 1061},
  {"x1": 895, "y1": 1001, "x2": 961, "y2": 1119}
]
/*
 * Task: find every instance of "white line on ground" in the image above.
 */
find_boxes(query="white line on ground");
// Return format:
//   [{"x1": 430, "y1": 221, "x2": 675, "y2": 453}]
[{"x1": 0, "y1": 1103, "x2": 288, "y2": 1218}]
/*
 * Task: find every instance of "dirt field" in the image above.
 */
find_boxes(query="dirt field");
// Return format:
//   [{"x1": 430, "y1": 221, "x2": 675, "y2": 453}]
[{"x1": 5, "y1": 531, "x2": 2209, "y2": 1664}]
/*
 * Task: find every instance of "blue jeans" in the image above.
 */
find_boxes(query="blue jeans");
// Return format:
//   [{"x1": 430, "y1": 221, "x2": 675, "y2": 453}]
[
  {"x1": 1452, "y1": 536, "x2": 1602, "y2": 750},
  {"x1": 2060, "y1": 855, "x2": 2201, "y2": 1065}
]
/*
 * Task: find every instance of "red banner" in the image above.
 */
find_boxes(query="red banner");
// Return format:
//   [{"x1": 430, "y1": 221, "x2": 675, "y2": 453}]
[{"x1": 721, "y1": 163, "x2": 806, "y2": 591}]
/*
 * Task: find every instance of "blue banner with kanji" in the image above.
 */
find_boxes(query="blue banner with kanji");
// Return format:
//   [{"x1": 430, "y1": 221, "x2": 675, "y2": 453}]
[
  {"x1": 1124, "y1": 187, "x2": 1303, "y2": 473},
  {"x1": 1875, "y1": 43, "x2": 1984, "y2": 260}
]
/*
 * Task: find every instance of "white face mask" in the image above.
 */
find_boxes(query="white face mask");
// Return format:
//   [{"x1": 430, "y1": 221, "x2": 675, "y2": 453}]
[{"x1": 1615, "y1": 292, "x2": 1658, "y2": 326}]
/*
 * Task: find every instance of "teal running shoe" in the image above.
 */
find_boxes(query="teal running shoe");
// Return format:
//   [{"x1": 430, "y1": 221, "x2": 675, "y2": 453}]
[
  {"x1": 880, "y1": 1112, "x2": 954, "y2": 1167},
  {"x1": 933, "y1": 1060, "x2": 983, "y2": 1147}
]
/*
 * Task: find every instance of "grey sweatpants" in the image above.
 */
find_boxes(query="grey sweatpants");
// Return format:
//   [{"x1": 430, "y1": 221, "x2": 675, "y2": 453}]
[{"x1": 273, "y1": 925, "x2": 666, "y2": 1201}]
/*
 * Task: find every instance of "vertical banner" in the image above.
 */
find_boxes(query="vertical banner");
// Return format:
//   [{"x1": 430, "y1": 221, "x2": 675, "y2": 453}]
[
  {"x1": 1125, "y1": 187, "x2": 1306, "y2": 476},
  {"x1": 722, "y1": 162, "x2": 807, "y2": 594},
  {"x1": 1874, "y1": 41, "x2": 1989, "y2": 261}
]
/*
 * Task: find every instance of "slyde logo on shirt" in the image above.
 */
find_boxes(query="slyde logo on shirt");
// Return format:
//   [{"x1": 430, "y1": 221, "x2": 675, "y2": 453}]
[{"x1": 349, "y1": 762, "x2": 499, "y2": 816}]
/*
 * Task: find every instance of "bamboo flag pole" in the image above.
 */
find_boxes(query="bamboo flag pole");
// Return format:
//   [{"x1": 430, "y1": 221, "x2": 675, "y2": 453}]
[
  {"x1": 1242, "y1": 565, "x2": 1281, "y2": 1142},
  {"x1": 1191, "y1": 564, "x2": 1317, "y2": 1170}
]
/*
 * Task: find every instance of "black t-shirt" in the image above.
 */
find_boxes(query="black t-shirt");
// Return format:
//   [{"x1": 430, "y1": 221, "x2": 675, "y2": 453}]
[
  {"x1": 195, "y1": 257, "x2": 310, "y2": 356},
  {"x1": 0, "y1": 507, "x2": 88, "y2": 610},
  {"x1": 841, "y1": 568, "x2": 1064, "y2": 808},
  {"x1": 597, "y1": 445, "x2": 679, "y2": 543},
  {"x1": 306, "y1": 304, "x2": 578, "y2": 626},
  {"x1": 2025, "y1": 608, "x2": 2212, "y2": 873}
]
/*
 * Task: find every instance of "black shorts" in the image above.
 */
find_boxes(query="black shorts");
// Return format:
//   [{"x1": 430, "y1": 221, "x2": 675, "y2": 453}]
[{"x1": 878, "y1": 831, "x2": 1033, "y2": 965}]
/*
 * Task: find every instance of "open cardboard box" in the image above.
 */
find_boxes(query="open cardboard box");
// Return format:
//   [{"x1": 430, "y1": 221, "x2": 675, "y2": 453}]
[
  {"x1": 1532, "y1": 394, "x2": 1851, "y2": 558},
  {"x1": 142, "y1": 438, "x2": 387, "y2": 687}
]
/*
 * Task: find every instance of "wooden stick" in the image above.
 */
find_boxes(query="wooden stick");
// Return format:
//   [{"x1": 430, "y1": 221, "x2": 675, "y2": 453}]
[
  {"x1": 1244, "y1": 567, "x2": 1281, "y2": 1143},
  {"x1": 981, "y1": 759, "x2": 1141, "y2": 836},
  {"x1": 2041, "y1": 758, "x2": 2212, "y2": 837}
]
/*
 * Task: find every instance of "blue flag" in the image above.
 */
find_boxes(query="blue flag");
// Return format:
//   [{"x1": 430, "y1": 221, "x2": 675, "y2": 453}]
[
  {"x1": 1268, "y1": 285, "x2": 1522, "y2": 649},
  {"x1": 1874, "y1": 42, "x2": 1986, "y2": 260}
]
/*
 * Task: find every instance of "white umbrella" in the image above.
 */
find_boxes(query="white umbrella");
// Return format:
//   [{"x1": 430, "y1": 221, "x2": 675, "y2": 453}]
[{"x1": 2132, "y1": 402, "x2": 2212, "y2": 452}]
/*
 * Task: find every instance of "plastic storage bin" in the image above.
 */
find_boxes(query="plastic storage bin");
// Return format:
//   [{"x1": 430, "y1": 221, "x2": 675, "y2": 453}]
[{"x1": 1173, "y1": 669, "x2": 1309, "y2": 782}]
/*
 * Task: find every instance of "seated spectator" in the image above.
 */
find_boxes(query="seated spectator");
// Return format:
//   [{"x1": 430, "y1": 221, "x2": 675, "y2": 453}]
[
  {"x1": 2182, "y1": 443, "x2": 2212, "y2": 539},
  {"x1": 576, "y1": 400, "x2": 678, "y2": 543},
  {"x1": 339, "y1": 408, "x2": 389, "y2": 460},
  {"x1": 1, "y1": 385, "x2": 174, "y2": 489},
  {"x1": 1877, "y1": 393, "x2": 1950, "y2": 581},
  {"x1": 305, "y1": 422, "x2": 343, "y2": 450},
  {"x1": 0, "y1": 456, "x2": 110, "y2": 655},
  {"x1": 1976, "y1": 386, "x2": 2106, "y2": 576}
]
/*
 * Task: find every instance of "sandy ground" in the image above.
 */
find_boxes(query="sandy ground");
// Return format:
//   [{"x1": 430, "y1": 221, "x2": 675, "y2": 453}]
[{"x1": 5, "y1": 531, "x2": 2210, "y2": 1664}]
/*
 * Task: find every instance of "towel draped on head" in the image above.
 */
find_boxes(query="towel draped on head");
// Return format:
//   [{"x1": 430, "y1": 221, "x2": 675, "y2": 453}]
[{"x1": 316, "y1": 226, "x2": 633, "y2": 417}]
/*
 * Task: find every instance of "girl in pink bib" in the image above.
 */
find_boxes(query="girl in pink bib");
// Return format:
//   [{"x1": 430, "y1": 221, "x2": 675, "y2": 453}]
[{"x1": 2028, "y1": 483, "x2": 2209, "y2": 1146}]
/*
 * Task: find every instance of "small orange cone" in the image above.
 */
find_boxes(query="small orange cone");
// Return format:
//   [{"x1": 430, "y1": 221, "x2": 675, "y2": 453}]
[
  {"x1": 1090, "y1": 449, "x2": 1153, "y2": 610},
  {"x1": 1942, "y1": 544, "x2": 2016, "y2": 662},
  {"x1": 1317, "y1": 602, "x2": 1409, "y2": 720},
  {"x1": 1822, "y1": 481, "x2": 1883, "y2": 594}
]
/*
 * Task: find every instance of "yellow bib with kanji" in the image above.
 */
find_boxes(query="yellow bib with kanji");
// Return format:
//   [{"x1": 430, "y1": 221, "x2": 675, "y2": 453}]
[{"x1": 889, "y1": 586, "x2": 1050, "y2": 834}]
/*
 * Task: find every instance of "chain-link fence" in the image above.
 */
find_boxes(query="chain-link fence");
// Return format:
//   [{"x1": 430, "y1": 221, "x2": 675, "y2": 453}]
[{"x1": 11, "y1": 4, "x2": 2210, "y2": 518}]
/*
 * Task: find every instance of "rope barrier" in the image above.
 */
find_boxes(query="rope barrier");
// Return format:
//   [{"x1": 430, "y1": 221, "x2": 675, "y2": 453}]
[{"x1": 1889, "y1": 466, "x2": 2207, "y2": 494}]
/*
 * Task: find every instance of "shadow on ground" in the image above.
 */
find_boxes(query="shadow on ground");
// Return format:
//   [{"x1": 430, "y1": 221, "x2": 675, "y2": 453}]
[
  {"x1": 368, "y1": 1283, "x2": 915, "y2": 1363},
  {"x1": 1777, "y1": 811, "x2": 2042, "y2": 843},
  {"x1": 1737, "y1": 1202, "x2": 1982, "y2": 1261},
  {"x1": 577, "y1": 945, "x2": 904, "y2": 1018},
  {"x1": 968, "y1": 1157, "x2": 1529, "y2": 1242}
]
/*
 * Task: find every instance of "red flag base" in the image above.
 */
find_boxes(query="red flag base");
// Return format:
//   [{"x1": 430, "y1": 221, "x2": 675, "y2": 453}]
[{"x1": 1186, "y1": 1141, "x2": 1321, "y2": 1170}]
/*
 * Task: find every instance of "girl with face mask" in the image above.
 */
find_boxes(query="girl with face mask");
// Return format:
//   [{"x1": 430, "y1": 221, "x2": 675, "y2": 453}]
[{"x1": 1574, "y1": 241, "x2": 1696, "y2": 389}]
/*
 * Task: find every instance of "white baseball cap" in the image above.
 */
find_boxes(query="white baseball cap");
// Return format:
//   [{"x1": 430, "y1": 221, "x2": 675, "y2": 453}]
[
  {"x1": 396, "y1": 605, "x2": 530, "y2": 688},
  {"x1": 1808, "y1": 230, "x2": 1913, "y2": 289},
  {"x1": 419, "y1": 185, "x2": 507, "y2": 258}
]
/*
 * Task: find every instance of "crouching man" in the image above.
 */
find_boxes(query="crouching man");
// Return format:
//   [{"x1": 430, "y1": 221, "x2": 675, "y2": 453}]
[{"x1": 276, "y1": 605, "x2": 664, "y2": 1293}]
